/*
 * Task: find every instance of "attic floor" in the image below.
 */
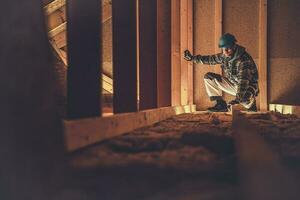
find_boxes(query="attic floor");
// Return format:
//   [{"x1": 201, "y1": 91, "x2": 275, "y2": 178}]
[{"x1": 64, "y1": 112, "x2": 300, "y2": 200}]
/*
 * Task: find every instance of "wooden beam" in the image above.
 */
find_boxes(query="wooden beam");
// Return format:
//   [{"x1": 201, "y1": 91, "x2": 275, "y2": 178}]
[
  {"x1": 112, "y1": 0, "x2": 138, "y2": 113},
  {"x1": 64, "y1": 104, "x2": 196, "y2": 151},
  {"x1": 66, "y1": 0, "x2": 102, "y2": 119},
  {"x1": 180, "y1": 0, "x2": 188, "y2": 105},
  {"x1": 171, "y1": 0, "x2": 181, "y2": 106},
  {"x1": 187, "y1": 0, "x2": 193, "y2": 105},
  {"x1": 157, "y1": 0, "x2": 172, "y2": 107},
  {"x1": 48, "y1": 3, "x2": 112, "y2": 39},
  {"x1": 214, "y1": 0, "x2": 223, "y2": 76},
  {"x1": 259, "y1": 0, "x2": 268, "y2": 111},
  {"x1": 48, "y1": 22, "x2": 66, "y2": 38},
  {"x1": 44, "y1": 0, "x2": 65, "y2": 15},
  {"x1": 138, "y1": 0, "x2": 158, "y2": 110}
]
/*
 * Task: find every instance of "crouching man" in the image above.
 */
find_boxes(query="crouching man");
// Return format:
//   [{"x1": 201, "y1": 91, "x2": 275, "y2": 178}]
[{"x1": 184, "y1": 33, "x2": 259, "y2": 112}]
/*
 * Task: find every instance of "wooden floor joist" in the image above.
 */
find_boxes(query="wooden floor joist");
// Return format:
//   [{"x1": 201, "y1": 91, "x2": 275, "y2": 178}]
[{"x1": 64, "y1": 104, "x2": 196, "y2": 151}]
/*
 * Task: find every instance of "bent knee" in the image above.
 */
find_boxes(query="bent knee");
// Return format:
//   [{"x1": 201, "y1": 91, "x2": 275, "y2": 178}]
[{"x1": 204, "y1": 72, "x2": 222, "y2": 81}]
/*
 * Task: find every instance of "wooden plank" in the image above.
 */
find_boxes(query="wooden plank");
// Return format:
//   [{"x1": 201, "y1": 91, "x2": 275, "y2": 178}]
[
  {"x1": 259, "y1": 0, "x2": 268, "y2": 111},
  {"x1": 138, "y1": 0, "x2": 158, "y2": 110},
  {"x1": 66, "y1": 0, "x2": 102, "y2": 119},
  {"x1": 64, "y1": 104, "x2": 196, "y2": 151},
  {"x1": 214, "y1": 0, "x2": 223, "y2": 76},
  {"x1": 171, "y1": 0, "x2": 181, "y2": 106},
  {"x1": 112, "y1": 0, "x2": 138, "y2": 113},
  {"x1": 44, "y1": 0, "x2": 65, "y2": 15},
  {"x1": 187, "y1": 0, "x2": 193, "y2": 105},
  {"x1": 157, "y1": 0, "x2": 172, "y2": 107},
  {"x1": 48, "y1": 3, "x2": 112, "y2": 39},
  {"x1": 180, "y1": 0, "x2": 188, "y2": 105},
  {"x1": 48, "y1": 22, "x2": 66, "y2": 38}
]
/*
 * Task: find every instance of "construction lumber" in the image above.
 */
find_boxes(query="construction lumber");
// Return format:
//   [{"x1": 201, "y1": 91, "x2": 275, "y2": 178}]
[
  {"x1": 157, "y1": 0, "x2": 172, "y2": 107},
  {"x1": 67, "y1": 0, "x2": 102, "y2": 118},
  {"x1": 171, "y1": 0, "x2": 181, "y2": 106},
  {"x1": 48, "y1": 3, "x2": 112, "y2": 39},
  {"x1": 64, "y1": 104, "x2": 196, "y2": 151},
  {"x1": 44, "y1": 0, "x2": 65, "y2": 15},
  {"x1": 214, "y1": 0, "x2": 223, "y2": 81},
  {"x1": 259, "y1": 0, "x2": 268, "y2": 111},
  {"x1": 138, "y1": 0, "x2": 158, "y2": 110},
  {"x1": 112, "y1": 0, "x2": 138, "y2": 113},
  {"x1": 187, "y1": 0, "x2": 193, "y2": 105}
]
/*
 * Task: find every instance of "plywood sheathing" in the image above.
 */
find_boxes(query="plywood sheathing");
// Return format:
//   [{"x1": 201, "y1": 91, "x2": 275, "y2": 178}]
[
  {"x1": 194, "y1": 0, "x2": 217, "y2": 110},
  {"x1": 269, "y1": 0, "x2": 300, "y2": 105}
]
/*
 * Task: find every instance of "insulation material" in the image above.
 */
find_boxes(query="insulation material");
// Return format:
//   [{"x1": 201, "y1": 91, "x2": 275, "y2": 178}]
[{"x1": 70, "y1": 112, "x2": 300, "y2": 199}]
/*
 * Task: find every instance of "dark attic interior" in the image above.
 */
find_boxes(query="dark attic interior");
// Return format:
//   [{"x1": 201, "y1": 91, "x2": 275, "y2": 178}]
[{"x1": 1, "y1": 0, "x2": 300, "y2": 199}]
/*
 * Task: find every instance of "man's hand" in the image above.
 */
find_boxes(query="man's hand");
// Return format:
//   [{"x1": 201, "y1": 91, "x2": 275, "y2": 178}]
[
  {"x1": 184, "y1": 50, "x2": 193, "y2": 61},
  {"x1": 228, "y1": 99, "x2": 239, "y2": 105}
]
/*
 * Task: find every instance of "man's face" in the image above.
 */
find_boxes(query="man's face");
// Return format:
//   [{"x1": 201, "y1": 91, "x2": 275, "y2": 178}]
[{"x1": 222, "y1": 47, "x2": 234, "y2": 57}]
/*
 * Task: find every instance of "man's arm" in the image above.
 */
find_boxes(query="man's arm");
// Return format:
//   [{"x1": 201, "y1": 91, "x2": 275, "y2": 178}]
[
  {"x1": 236, "y1": 59, "x2": 253, "y2": 102},
  {"x1": 184, "y1": 50, "x2": 223, "y2": 65}
]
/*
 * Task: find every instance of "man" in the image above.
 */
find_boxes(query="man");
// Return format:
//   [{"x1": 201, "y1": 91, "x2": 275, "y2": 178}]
[{"x1": 184, "y1": 33, "x2": 259, "y2": 112}]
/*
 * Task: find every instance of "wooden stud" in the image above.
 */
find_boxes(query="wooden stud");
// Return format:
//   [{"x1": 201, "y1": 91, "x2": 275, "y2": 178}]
[
  {"x1": 180, "y1": 0, "x2": 188, "y2": 105},
  {"x1": 187, "y1": 0, "x2": 194, "y2": 105},
  {"x1": 112, "y1": 0, "x2": 138, "y2": 113},
  {"x1": 138, "y1": 0, "x2": 158, "y2": 110},
  {"x1": 66, "y1": 0, "x2": 102, "y2": 119},
  {"x1": 259, "y1": 0, "x2": 268, "y2": 111},
  {"x1": 157, "y1": 0, "x2": 172, "y2": 107},
  {"x1": 214, "y1": 0, "x2": 223, "y2": 76},
  {"x1": 64, "y1": 104, "x2": 196, "y2": 151},
  {"x1": 171, "y1": 0, "x2": 181, "y2": 106},
  {"x1": 44, "y1": 0, "x2": 65, "y2": 15}
]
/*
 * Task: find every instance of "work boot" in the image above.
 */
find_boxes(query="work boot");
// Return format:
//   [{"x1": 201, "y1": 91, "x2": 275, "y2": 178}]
[
  {"x1": 208, "y1": 99, "x2": 228, "y2": 112},
  {"x1": 247, "y1": 100, "x2": 257, "y2": 112}
]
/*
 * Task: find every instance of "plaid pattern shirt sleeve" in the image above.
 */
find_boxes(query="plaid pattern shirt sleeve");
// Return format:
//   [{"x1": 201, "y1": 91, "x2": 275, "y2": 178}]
[{"x1": 192, "y1": 53, "x2": 223, "y2": 65}]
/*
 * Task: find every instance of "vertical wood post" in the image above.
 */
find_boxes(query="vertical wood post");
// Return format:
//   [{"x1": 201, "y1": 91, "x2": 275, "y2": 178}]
[
  {"x1": 180, "y1": 0, "x2": 193, "y2": 105},
  {"x1": 139, "y1": 0, "x2": 158, "y2": 110},
  {"x1": 214, "y1": 0, "x2": 223, "y2": 76},
  {"x1": 259, "y1": 0, "x2": 268, "y2": 111},
  {"x1": 171, "y1": 0, "x2": 181, "y2": 106},
  {"x1": 113, "y1": 0, "x2": 138, "y2": 113},
  {"x1": 157, "y1": 0, "x2": 172, "y2": 107},
  {"x1": 187, "y1": 0, "x2": 194, "y2": 105},
  {"x1": 66, "y1": 0, "x2": 102, "y2": 119}
]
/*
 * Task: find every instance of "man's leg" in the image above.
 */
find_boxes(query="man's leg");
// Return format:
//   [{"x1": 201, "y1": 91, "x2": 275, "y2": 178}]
[{"x1": 204, "y1": 72, "x2": 236, "y2": 112}]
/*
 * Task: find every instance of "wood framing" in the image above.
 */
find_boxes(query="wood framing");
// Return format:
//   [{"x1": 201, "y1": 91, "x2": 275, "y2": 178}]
[
  {"x1": 64, "y1": 104, "x2": 196, "y2": 151},
  {"x1": 179, "y1": 0, "x2": 193, "y2": 105},
  {"x1": 44, "y1": 0, "x2": 65, "y2": 15},
  {"x1": 180, "y1": 0, "x2": 189, "y2": 105},
  {"x1": 66, "y1": 0, "x2": 102, "y2": 119},
  {"x1": 171, "y1": 0, "x2": 181, "y2": 106},
  {"x1": 214, "y1": 0, "x2": 223, "y2": 76},
  {"x1": 157, "y1": 0, "x2": 172, "y2": 107},
  {"x1": 138, "y1": 0, "x2": 158, "y2": 110},
  {"x1": 187, "y1": 0, "x2": 193, "y2": 105},
  {"x1": 112, "y1": 0, "x2": 138, "y2": 113},
  {"x1": 48, "y1": 22, "x2": 66, "y2": 38},
  {"x1": 48, "y1": 3, "x2": 112, "y2": 39},
  {"x1": 259, "y1": 0, "x2": 268, "y2": 111}
]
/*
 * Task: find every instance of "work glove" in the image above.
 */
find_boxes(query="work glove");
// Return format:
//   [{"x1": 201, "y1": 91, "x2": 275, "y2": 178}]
[{"x1": 184, "y1": 50, "x2": 193, "y2": 61}]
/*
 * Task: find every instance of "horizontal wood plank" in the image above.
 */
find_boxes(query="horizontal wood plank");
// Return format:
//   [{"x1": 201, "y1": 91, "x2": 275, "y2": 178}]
[{"x1": 64, "y1": 104, "x2": 196, "y2": 151}]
